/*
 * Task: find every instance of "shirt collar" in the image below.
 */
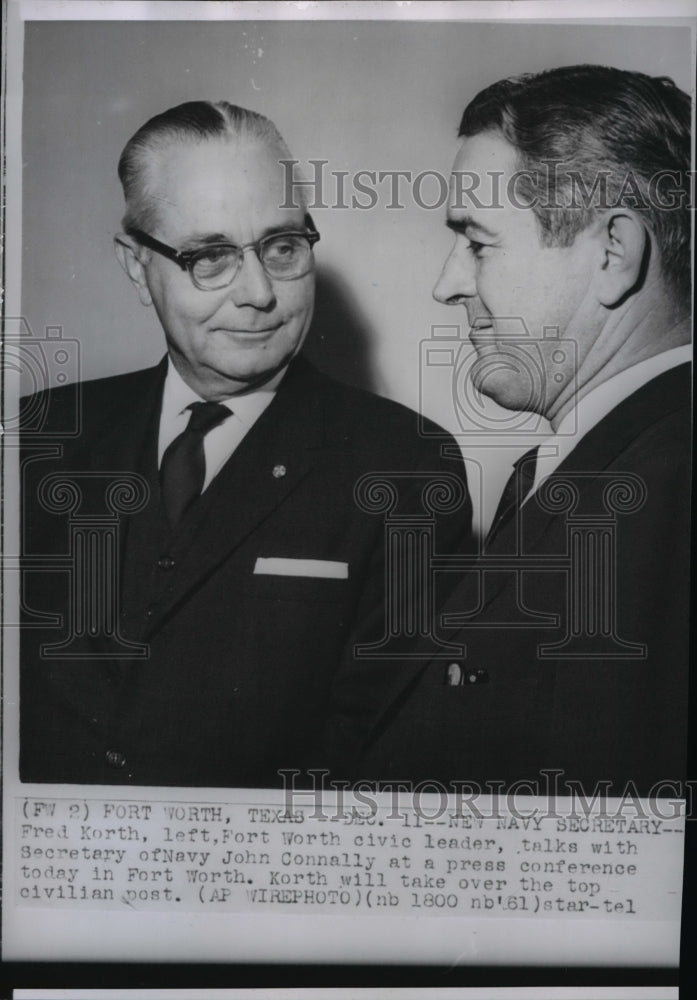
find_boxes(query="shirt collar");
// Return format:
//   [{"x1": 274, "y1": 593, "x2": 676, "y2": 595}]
[
  {"x1": 532, "y1": 344, "x2": 692, "y2": 494},
  {"x1": 554, "y1": 344, "x2": 692, "y2": 442},
  {"x1": 161, "y1": 357, "x2": 287, "y2": 428}
]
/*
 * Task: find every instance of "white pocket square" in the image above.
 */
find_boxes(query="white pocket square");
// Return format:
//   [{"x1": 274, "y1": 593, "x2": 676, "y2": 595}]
[{"x1": 253, "y1": 557, "x2": 349, "y2": 579}]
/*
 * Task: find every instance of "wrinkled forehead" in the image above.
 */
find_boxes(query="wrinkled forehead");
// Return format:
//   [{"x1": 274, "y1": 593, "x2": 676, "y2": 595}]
[{"x1": 143, "y1": 137, "x2": 305, "y2": 238}]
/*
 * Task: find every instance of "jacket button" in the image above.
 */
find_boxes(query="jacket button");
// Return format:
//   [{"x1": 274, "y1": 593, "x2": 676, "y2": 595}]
[
  {"x1": 105, "y1": 749, "x2": 126, "y2": 769},
  {"x1": 467, "y1": 669, "x2": 489, "y2": 684},
  {"x1": 157, "y1": 556, "x2": 175, "y2": 570}
]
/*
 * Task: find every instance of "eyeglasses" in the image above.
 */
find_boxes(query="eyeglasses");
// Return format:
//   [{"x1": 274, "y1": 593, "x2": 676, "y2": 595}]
[{"x1": 127, "y1": 218, "x2": 320, "y2": 291}]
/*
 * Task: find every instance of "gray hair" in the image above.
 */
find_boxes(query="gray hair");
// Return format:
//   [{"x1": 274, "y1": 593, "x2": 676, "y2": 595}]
[{"x1": 118, "y1": 100, "x2": 293, "y2": 231}]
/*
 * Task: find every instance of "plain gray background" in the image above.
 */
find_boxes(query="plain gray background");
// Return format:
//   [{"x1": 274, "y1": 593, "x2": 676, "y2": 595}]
[{"x1": 20, "y1": 19, "x2": 693, "y2": 528}]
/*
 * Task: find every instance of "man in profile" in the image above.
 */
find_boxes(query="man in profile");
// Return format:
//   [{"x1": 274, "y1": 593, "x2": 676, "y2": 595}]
[
  {"x1": 327, "y1": 66, "x2": 691, "y2": 794},
  {"x1": 20, "y1": 101, "x2": 471, "y2": 788}
]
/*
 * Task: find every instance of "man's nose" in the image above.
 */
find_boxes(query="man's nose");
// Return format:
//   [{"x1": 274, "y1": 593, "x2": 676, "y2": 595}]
[
  {"x1": 432, "y1": 245, "x2": 477, "y2": 305},
  {"x1": 228, "y1": 248, "x2": 276, "y2": 309}
]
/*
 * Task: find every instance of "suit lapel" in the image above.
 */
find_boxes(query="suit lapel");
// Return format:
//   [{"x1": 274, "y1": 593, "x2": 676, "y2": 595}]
[
  {"x1": 32, "y1": 362, "x2": 167, "y2": 718},
  {"x1": 85, "y1": 360, "x2": 165, "y2": 647},
  {"x1": 143, "y1": 357, "x2": 327, "y2": 636},
  {"x1": 446, "y1": 362, "x2": 692, "y2": 615},
  {"x1": 84, "y1": 359, "x2": 167, "y2": 477},
  {"x1": 356, "y1": 363, "x2": 691, "y2": 749}
]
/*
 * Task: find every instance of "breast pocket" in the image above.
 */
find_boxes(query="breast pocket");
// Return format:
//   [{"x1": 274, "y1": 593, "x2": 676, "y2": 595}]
[
  {"x1": 246, "y1": 554, "x2": 351, "y2": 603},
  {"x1": 246, "y1": 571, "x2": 350, "y2": 604}
]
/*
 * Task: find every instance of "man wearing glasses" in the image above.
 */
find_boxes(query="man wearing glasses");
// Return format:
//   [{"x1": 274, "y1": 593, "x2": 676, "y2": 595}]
[{"x1": 20, "y1": 101, "x2": 471, "y2": 788}]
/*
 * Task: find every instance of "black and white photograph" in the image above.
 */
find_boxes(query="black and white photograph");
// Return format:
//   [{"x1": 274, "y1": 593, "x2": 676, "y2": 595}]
[{"x1": 1, "y1": 0, "x2": 694, "y2": 995}]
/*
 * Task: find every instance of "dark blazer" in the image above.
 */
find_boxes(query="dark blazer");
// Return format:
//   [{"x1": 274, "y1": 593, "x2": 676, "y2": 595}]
[
  {"x1": 326, "y1": 364, "x2": 691, "y2": 795},
  {"x1": 20, "y1": 354, "x2": 472, "y2": 787}
]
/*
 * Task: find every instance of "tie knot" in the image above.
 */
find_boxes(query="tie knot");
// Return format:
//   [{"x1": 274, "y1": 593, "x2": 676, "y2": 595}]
[{"x1": 186, "y1": 401, "x2": 230, "y2": 435}]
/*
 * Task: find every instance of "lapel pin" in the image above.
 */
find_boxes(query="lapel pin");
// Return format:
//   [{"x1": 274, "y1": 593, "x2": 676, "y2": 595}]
[
  {"x1": 272, "y1": 464, "x2": 287, "y2": 479},
  {"x1": 446, "y1": 663, "x2": 462, "y2": 686}
]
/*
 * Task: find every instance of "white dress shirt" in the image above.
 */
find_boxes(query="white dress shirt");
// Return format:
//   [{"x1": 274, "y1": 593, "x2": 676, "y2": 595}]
[
  {"x1": 527, "y1": 344, "x2": 692, "y2": 501},
  {"x1": 157, "y1": 359, "x2": 285, "y2": 490}
]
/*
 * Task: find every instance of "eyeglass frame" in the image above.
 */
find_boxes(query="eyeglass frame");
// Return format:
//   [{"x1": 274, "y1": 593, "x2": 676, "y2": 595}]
[{"x1": 125, "y1": 213, "x2": 321, "y2": 290}]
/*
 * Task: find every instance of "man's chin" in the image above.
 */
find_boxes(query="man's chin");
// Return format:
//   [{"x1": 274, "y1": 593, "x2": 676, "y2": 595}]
[
  {"x1": 175, "y1": 355, "x2": 291, "y2": 401},
  {"x1": 470, "y1": 371, "x2": 543, "y2": 414},
  {"x1": 213, "y1": 362, "x2": 288, "y2": 395}
]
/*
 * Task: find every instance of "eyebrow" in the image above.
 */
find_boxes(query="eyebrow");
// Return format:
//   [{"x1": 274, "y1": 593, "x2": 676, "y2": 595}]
[
  {"x1": 446, "y1": 216, "x2": 499, "y2": 240},
  {"x1": 181, "y1": 224, "x2": 308, "y2": 249}
]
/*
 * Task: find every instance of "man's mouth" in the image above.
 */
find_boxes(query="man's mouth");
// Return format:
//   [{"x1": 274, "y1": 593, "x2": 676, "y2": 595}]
[
  {"x1": 469, "y1": 316, "x2": 494, "y2": 333},
  {"x1": 469, "y1": 319, "x2": 495, "y2": 348},
  {"x1": 213, "y1": 325, "x2": 281, "y2": 337}
]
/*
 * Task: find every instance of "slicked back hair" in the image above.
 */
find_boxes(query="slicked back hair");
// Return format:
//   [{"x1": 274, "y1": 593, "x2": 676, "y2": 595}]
[
  {"x1": 118, "y1": 100, "x2": 293, "y2": 232},
  {"x1": 459, "y1": 65, "x2": 692, "y2": 306}
]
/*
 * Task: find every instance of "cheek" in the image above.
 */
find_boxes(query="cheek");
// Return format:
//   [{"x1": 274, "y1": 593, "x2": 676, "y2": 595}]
[
  {"x1": 188, "y1": 293, "x2": 239, "y2": 329},
  {"x1": 279, "y1": 282, "x2": 314, "y2": 325},
  {"x1": 153, "y1": 275, "x2": 215, "y2": 328},
  {"x1": 503, "y1": 257, "x2": 557, "y2": 324},
  {"x1": 478, "y1": 260, "x2": 518, "y2": 309}
]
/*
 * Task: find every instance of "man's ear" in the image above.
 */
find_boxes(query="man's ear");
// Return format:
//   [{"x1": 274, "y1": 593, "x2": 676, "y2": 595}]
[
  {"x1": 114, "y1": 234, "x2": 152, "y2": 306},
  {"x1": 594, "y1": 212, "x2": 648, "y2": 307}
]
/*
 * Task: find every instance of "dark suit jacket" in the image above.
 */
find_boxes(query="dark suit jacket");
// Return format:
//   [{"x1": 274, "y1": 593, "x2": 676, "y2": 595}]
[
  {"x1": 326, "y1": 364, "x2": 691, "y2": 795},
  {"x1": 20, "y1": 354, "x2": 471, "y2": 787}
]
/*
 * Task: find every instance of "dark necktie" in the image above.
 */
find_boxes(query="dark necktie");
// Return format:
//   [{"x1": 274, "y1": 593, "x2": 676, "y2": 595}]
[
  {"x1": 159, "y1": 401, "x2": 230, "y2": 527},
  {"x1": 486, "y1": 445, "x2": 539, "y2": 548}
]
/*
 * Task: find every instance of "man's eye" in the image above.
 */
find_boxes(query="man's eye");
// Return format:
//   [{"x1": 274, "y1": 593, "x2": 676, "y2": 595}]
[
  {"x1": 192, "y1": 247, "x2": 236, "y2": 277},
  {"x1": 196, "y1": 247, "x2": 234, "y2": 265},
  {"x1": 265, "y1": 238, "x2": 301, "y2": 261},
  {"x1": 468, "y1": 240, "x2": 487, "y2": 258}
]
